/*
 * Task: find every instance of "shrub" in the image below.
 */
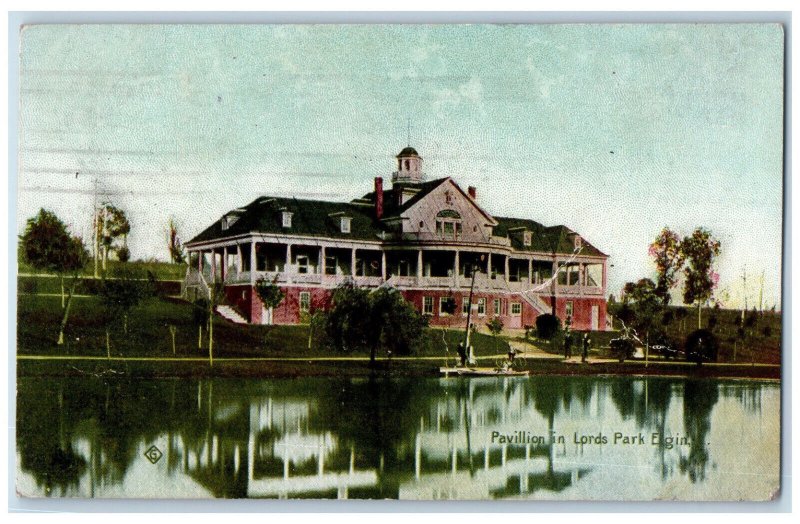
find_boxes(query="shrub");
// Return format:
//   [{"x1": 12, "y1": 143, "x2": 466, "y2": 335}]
[
  {"x1": 536, "y1": 314, "x2": 561, "y2": 340},
  {"x1": 685, "y1": 328, "x2": 719, "y2": 365}
]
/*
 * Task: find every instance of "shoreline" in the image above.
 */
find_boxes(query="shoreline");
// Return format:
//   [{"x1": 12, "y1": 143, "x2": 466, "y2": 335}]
[{"x1": 16, "y1": 355, "x2": 781, "y2": 380}]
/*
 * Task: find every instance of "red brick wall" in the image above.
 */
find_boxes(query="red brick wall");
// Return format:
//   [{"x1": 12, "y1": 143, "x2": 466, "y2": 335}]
[{"x1": 231, "y1": 284, "x2": 607, "y2": 331}]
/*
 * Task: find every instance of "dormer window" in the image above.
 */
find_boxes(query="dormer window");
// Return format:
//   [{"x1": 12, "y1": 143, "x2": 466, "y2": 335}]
[
  {"x1": 523, "y1": 231, "x2": 532, "y2": 246},
  {"x1": 574, "y1": 235, "x2": 582, "y2": 249},
  {"x1": 221, "y1": 212, "x2": 242, "y2": 231},
  {"x1": 435, "y1": 209, "x2": 462, "y2": 240},
  {"x1": 282, "y1": 211, "x2": 293, "y2": 228},
  {"x1": 340, "y1": 217, "x2": 351, "y2": 233}
]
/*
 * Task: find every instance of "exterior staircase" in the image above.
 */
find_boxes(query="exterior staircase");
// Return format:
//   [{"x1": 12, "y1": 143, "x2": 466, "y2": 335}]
[
  {"x1": 216, "y1": 305, "x2": 248, "y2": 324},
  {"x1": 520, "y1": 291, "x2": 552, "y2": 315}
]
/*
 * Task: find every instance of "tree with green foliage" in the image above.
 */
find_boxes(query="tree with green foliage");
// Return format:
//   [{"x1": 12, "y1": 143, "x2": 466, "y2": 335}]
[
  {"x1": 20, "y1": 209, "x2": 88, "y2": 345},
  {"x1": 167, "y1": 217, "x2": 185, "y2": 264},
  {"x1": 255, "y1": 275, "x2": 286, "y2": 325},
  {"x1": 680, "y1": 228, "x2": 721, "y2": 328},
  {"x1": 621, "y1": 278, "x2": 663, "y2": 353},
  {"x1": 96, "y1": 203, "x2": 130, "y2": 270},
  {"x1": 325, "y1": 283, "x2": 428, "y2": 366},
  {"x1": 649, "y1": 227, "x2": 685, "y2": 305},
  {"x1": 486, "y1": 317, "x2": 504, "y2": 353},
  {"x1": 535, "y1": 313, "x2": 561, "y2": 340},
  {"x1": 98, "y1": 267, "x2": 155, "y2": 351}
]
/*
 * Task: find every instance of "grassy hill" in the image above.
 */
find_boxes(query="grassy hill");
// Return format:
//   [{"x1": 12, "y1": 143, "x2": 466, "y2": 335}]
[{"x1": 16, "y1": 294, "x2": 507, "y2": 360}]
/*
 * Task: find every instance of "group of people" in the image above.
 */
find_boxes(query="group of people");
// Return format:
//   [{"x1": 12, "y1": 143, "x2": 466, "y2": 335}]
[{"x1": 564, "y1": 330, "x2": 592, "y2": 363}]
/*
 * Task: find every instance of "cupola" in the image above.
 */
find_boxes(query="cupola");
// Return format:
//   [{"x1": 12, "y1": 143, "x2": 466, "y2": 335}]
[{"x1": 392, "y1": 146, "x2": 424, "y2": 184}]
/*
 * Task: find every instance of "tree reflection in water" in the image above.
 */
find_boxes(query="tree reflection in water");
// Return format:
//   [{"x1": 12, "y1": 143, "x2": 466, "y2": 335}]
[
  {"x1": 15, "y1": 375, "x2": 768, "y2": 499},
  {"x1": 679, "y1": 380, "x2": 719, "y2": 483}
]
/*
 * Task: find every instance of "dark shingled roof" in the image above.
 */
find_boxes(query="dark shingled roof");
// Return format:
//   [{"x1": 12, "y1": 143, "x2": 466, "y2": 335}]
[
  {"x1": 188, "y1": 180, "x2": 606, "y2": 258},
  {"x1": 493, "y1": 217, "x2": 606, "y2": 257},
  {"x1": 397, "y1": 146, "x2": 419, "y2": 157},
  {"x1": 188, "y1": 196, "x2": 387, "y2": 244}
]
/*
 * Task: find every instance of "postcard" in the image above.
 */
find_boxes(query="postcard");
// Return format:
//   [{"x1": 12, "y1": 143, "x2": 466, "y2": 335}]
[{"x1": 15, "y1": 23, "x2": 783, "y2": 501}]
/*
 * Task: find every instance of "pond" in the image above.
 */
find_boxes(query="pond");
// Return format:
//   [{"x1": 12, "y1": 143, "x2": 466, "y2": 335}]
[{"x1": 16, "y1": 375, "x2": 780, "y2": 500}]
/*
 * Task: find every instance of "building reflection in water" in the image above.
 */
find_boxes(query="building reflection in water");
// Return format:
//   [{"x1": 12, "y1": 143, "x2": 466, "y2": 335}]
[{"x1": 16, "y1": 375, "x2": 778, "y2": 500}]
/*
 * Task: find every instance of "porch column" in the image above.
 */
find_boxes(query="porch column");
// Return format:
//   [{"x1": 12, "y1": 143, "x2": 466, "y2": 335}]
[
  {"x1": 417, "y1": 250, "x2": 423, "y2": 279},
  {"x1": 250, "y1": 239, "x2": 256, "y2": 286},
  {"x1": 351, "y1": 248, "x2": 357, "y2": 277},
  {"x1": 454, "y1": 250, "x2": 460, "y2": 279},
  {"x1": 504, "y1": 256, "x2": 510, "y2": 283},
  {"x1": 381, "y1": 251, "x2": 387, "y2": 280},
  {"x1": 198, "y1": 251, "x2": 203, "y2": 271},
  {"x1": 320, "y1": 246, "x2": 326, "y2": 275},
  {"x1": 211, "y1": 249, "x2": 217, "y2": 282},
  {"x1": 236, "y1": 244, "x2": 242, "y2": 274},
  {"x1": 528, "y1": 258, "x2": 533, "y2": 284},
  {"x1": 285, "y1": 244, "x2": 292, "y2": 271},
  {"x1": 602, "y1": 260, "x2": 608, "y2": 291},
  {"x1": 222, "y1": 246, "x2": 228, "y2": 281},
  {"x1": 487, "y1": 253, "x2": 492, "y2": 276}
]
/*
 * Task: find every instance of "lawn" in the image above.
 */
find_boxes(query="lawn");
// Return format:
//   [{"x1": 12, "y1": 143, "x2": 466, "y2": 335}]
[
  {"x1": 17, "y1": 258, "x2": 187, "y2": 281},
  {"x1": 16, "y1": 294, "x2": 507, "y2": 360}
]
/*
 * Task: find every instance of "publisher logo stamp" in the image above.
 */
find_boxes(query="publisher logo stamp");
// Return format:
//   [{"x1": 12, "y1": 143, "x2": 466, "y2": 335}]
[{"x1": 144, "y1": 445, "x2": 163, "y2": 464}]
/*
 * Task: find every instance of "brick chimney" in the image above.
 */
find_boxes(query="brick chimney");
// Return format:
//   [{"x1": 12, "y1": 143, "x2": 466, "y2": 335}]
[
  {"x1": 374, "y1": 177, "x2": 384, "y2": 219},
  {"x1": 468, "y1": 186, "x2": 477, "y2": 199}
]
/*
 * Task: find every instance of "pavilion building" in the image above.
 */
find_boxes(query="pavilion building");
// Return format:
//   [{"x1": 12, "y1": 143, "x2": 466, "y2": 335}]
[{"x1": 183, "y1": 146, "x2": 608, "y2": 331}]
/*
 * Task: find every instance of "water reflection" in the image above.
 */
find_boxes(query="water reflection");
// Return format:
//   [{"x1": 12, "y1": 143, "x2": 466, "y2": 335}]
[{"x1": 16, "y1": 376, "x2": 780, "y2": 500}]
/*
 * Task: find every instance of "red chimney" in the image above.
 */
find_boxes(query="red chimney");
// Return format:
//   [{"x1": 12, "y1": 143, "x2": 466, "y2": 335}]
[
  {"x1": 374, "y1": 177, "x2": 384, "y2": 219},
  {"x1": 468, "y1": 186, "x2": 477, "y2": 199}
]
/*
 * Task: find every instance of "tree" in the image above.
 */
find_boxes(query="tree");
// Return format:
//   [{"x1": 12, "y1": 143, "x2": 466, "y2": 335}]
[
  {"x1": 621, "y1": 278, "x2": 663, "y2": 350},
  {"x1": 535, "y1": 313, "x2": 561, "y2": 340},
  {"x1": 20, "y1": 209, "x2": 88, "y2": 345},
  {"x1": 325, "y1": 283, "x2": 428, "y2": 366},
  {"x1": 649, "y1": 227, "x2": 685, "y2": 305},
  {"x1": 680, "y1": 228, "x2": 721, "y2": 328},
  {"x1": 95, "y1": 203, "x2": 130, "y2": 270},
  {"x1": 255, "y1": 276, "x2": 286, "y2": 325},
  {"x1": 486, "y1": 317, "x2": 504, "y2": 353},
  {"x1": 685, "y1": 328, "x2": 719, "y2": 365},
  {"x1": 98, "y1": 267, "x2": 155, "y2": 348},
  {"x1": 167, "y1": 217, "x2": 185, "y2": 264}
]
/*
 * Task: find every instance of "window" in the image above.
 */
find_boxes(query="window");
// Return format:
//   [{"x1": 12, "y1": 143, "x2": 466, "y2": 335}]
[
  {"x1": 435, "y1": 210, "x2": 462, "y2": 240},
  {"x1": 299, "y1": 292, "x2": 311, "y2": 313},
  {"x1": 282, "y1": 211, "x2": 293, "y2": 228},
  {"x1": 423, "y1": 296, "x2": 434, "y2": 315},
  {"x1": 462, "y1": 297, "x2": 470, "y2": 315},
  {"x1": 477, "y1": 298, "x2": 486, "y2": 316},
  {"x1": 493, "y1": 299, "x2": 501, "y2": 316},
  {"x1": 340, "y1": 217, "x2": 351, "y2": 233},
  {"x1": 511, "y1": 302, "x2": 522, "y2": 316},
  {"x1": 524, "y1": 231, "x2": 532, "y2": 246},
  {"x1": 325, "y1": 255, "x2": 337, "y2": 275},
  {"x1": 565, "y1": 301, "x2": 574, "y2": 319},
  {"x1": 439, "y1": 297, "x2": 455, "y2": 316},
  {"x1": 558, "y1": 265, "x2": 580, "y2": 286},
  {"x1": 296, "y1": 255, "x2": 309, "y2": 274}
]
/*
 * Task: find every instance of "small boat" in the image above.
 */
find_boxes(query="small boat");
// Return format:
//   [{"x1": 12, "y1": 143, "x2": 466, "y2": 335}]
[{"x1": 439, "y1": 366, "x2": 530, "y2": 377}]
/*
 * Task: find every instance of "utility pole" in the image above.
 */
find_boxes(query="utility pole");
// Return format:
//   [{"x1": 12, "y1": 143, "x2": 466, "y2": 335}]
[{"x1": 741, "y1": 266, "x2": 748, "y2": 323}]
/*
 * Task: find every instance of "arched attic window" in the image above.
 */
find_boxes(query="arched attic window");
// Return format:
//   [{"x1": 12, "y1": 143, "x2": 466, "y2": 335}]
[{"x1": 435, "y1": 209, "x2": 462, "y2": 240}]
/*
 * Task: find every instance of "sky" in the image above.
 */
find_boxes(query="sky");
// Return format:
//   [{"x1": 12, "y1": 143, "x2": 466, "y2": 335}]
[{"x1": 16, "y1": 24, "x2": 784, "y2": 308}]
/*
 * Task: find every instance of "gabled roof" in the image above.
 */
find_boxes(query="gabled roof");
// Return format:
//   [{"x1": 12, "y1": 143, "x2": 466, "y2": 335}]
[
  {"x1": 359, "y1": 177, "x2": 450, "y2": 219},
  {"x1": 493, "y1": 217, "x2": 606, "y2": 257},
  {"x1": 188, "y1": 196, "x2": 387, "y2": 244}
]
